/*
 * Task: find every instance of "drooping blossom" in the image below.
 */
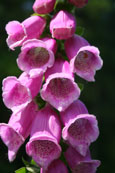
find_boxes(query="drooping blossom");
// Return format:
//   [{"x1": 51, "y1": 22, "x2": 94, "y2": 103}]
[
  {"x1": 26, "y1": 104, "x2": 62, "y2": 169},
  {"x1": 65, "y1": 34, "x2": 103, "y2": 81},
  {"x1": 50, "y1": 10, "x2": 76, "y2": 40},
  {"x1": 17, "y1": 39, "x2": 55, "y2": 76},
  {"x1": 61, "y1": 100, "x2": 99, "y2": 156},
  {"x1": 6, "y1": 16, "x2": 46, "y2": 50},
  {"x1": 0, "y1": 101, "x2": 38, "y2": 162},
  {"x1": 64, "y1": 146, "x2": 101, "y2": 173},
  {"x1": 2, "y1": 76, "x2": 32, "y2": 112},
  {"x1": 18, "y1": 72, "x2": 43, "y2": 98},
  {"x1": 41, "y1": 56, "x2": 80, "y2": 112},
  {"x1": 41, "y1": 37, "x2": 57, "y2": 54},
  {"x1": 33, "y1": 0, "x2": 56, "y2": 14},
  {"x1": 40, "y1": 159, "x2": 68, "y2": 173},
  {"x1": 68, "y1": 0, "x2": 88, "y2": 8}
]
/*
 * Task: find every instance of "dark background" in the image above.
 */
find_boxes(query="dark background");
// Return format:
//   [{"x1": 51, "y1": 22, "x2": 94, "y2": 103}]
[{"x1": 0, "y1": 0, "x2": 115, "y2": 172}]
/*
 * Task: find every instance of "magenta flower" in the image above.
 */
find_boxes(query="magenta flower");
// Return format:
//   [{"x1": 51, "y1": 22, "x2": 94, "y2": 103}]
[
  {"x1": 61, "y1": 100, "x2": 99, "y2": 156},
  {"x1": 6, "y1": 16, "x2": 46, "y2": 50},
  {"x1": 64, "y1": 146, "x2": 101, "y2": 173},
  {"x1": 18, "y1": 72, "x2": 43, "y2": 98},
  {"x1": 68, "y1": 0, "x2": 88, "y2": 8},
  {"x1": 26, "y1": 104, "x2": 62, "y2": 169},
  {"x1": 65, "y1": 35, "x2": 103, "y2": 81},
  {"x1": 50, "y1": 10, "x2": 76, "y2": 40},
  {"x1": 41, "y1": 57, "x2": 80, "y2": 112},
  {"x1": 0, "y1": 101, "x2": 38, "y2": 162},
  {"x1": 41, "y1": 37, "x2": 57, "y2": 54},
  {"x1": 2, "y1": 76, "x2": 32, "y2": 112},
  {"x1": 40, "y1": 159, "x2": 68, "y2": 173},
  {"x1": 17, "y1": 39, "x2": 55, "y2": 76},
  {"x1": 33, "y1": 0, "x2": 56, "y2": 14}
]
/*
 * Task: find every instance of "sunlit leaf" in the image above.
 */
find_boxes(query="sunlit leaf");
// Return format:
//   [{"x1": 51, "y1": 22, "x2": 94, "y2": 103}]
[{"x1": 15, "y1": 167, "x2": 26, "y2": 173}]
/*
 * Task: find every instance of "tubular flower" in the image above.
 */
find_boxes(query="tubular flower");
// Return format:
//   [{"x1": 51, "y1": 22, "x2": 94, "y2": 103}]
[
  {"x1": 6, "y1": 16, "x2": 46, "y2": 50},
  {"x1": 2, "y1": 76, "x2": 32, "y2": 112},
  {"x1": 61, "y1": 100, "x2": 99, "y2": 156},
  {"x1": 40, "y1": 159, "x2": 68, "y2": 173},
  {"x1": 17, "y1": 39, "x2": 55, "y2": 76},
  {"x1": 18, "y1": 72, "x2": 43, "y2": 98},
  {"x1": 65, "y1": 34, "x2": 103, "y2": 81},
  {"x1": 41, "y1": 57, "x2": 80, "y2": 112},
  {"x1": 26, "y1": 104, "x2": 62, "y2": 169},
  {"x1": 64, "y1": 146, "x2": 101, "y2": 173},
  {"x1": 0, "y1": 101, "x2": 38, "y2": 162},
  {"x1": 68, "y1": 0, "x2": 88, "y2": 8},
  {"x1": 50, "y1": 10, "x2": 76, "y2": 40},
  {"x1": 33, "y1": 0, "x2": 56, "y2": 14}
]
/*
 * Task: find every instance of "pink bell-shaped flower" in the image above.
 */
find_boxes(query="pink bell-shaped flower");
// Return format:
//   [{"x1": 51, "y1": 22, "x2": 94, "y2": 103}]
[
  {"x1": 2, "y1": 76, "x2": 32, "y2": 112},
  {"x1": 41, "y1": 57, "x2": 80, "y2": 112},
  {"x1": 50, "y1": 10, "x2": 76, "y2": 40},
  {"x1": 18, "y1": 72, "x2": 43, "y2": 98},
  {"x1": 68, "y1": 0, "x2": 88, "y2": 8},
  {"x1": 17, "y1": 39, "x2": 55, "y2": 76},
  {"x1": 33, "y1": 0, "x2": 56, "y2": 14},
  {"x1": 6, "y1": 16, "x2": 46, "y2": 50},
  {"x1": 65, "y1": 34, "x2": 103, "y2": 81},
  {"x1": 0, "y1": 101, "x2": 38, "y2": 162},
  {"x1": 64, "y1": 146, "x2": 101, "y2": 173},
  {"x1": 40, "y1": 159, "x2": 68, "y2": 173},
  {"x1": 26, "y1": 104, "x2": 62, "y2": 170},
  {"x1": 61, "y1": 100, "x2": 99, "y2": 156}
]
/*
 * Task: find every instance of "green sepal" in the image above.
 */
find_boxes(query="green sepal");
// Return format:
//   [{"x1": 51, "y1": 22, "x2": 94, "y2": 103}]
[{"x1": 78, "y1": 82, "x2": 84, "y2": 91}]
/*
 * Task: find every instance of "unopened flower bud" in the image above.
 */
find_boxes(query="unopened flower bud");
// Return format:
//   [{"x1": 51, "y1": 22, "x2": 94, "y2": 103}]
[
  {"x1": 33, "y1": 0, "x2": 56, "y2": 14},
  {"x1": 50, "y1": 10, "x2": 76, "y2": 40}
]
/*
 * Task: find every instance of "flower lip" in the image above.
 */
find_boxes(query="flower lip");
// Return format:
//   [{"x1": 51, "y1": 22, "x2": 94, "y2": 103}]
[
  {"x1": 2, "y1": 76, "x2": 32, "y2": 112},
  {"x1": 26, "y1": 136, "x2": 61, "y2": 169},
  {"x1": 62, "y1": 114, "x2": 99, "y2": 156},
  {"x1": 0, "y1": 123, "x2": 25, "y2": 143},
  {"x1": 0, "y1": 123, "x2": 25, "y2": 162},
  {"x1": 17, "y1": 39, "x2": 54, "y2": 74},
  {"x1": 72, "y1": 160, "x2": 101, "y2": 173},
  {"x1": 24, "y1": 47, "x2": 50, "y2": 68},
  {"x1": 5, "y1": 21, "x2": 27, "y2": 50},
  {"x1": 41, "y1": 73, "x2": 80, "y2": 111},
  {"x1": 70, "y1": 45, "x2": 103, "y2": 81}
]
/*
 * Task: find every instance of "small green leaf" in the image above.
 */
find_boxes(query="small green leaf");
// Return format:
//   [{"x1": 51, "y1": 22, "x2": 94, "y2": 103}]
[
  {"x1": 15, "y1": 167, "x2": 26, "y2": 173},
  {"x1": 76, "y1": 26, "x2": 85, "y2": 36},
  {"x1": 30, "y1": 159, "x2": 38, "y2": 166},
  {"x1": 78, "y1": 82, "x2": 84, "y2": 91},
  {"x1": 22, "y1": 157, "x2": 30, "y2": 166}
]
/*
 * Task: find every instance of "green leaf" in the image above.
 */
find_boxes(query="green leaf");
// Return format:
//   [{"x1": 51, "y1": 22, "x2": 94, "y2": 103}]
[
  {"x1": 22, "y1": 157, "x2": 30, "y2": 166},
  {"x1": 15, "y1": 167, "x2": 26, "y2": 173},
  {"x1": 78, "y1": 82, "x2": 84, "y2": 91},
  {"x1": 76, "y1": 26, "x2": 85, "y2": 36},
  {"x1": 30, "y1": 159, "x2": 38, "y2": 166}
]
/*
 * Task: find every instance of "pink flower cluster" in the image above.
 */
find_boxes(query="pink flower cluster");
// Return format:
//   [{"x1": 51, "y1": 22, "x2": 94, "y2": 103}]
[{"x1": 1, "y1": 1, "x2": 103, "y2": 172}]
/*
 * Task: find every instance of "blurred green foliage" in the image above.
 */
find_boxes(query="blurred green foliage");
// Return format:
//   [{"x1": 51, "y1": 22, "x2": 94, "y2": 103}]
[{"x1": 0, "y1": 0, "x2": 115, "y2": 172}]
